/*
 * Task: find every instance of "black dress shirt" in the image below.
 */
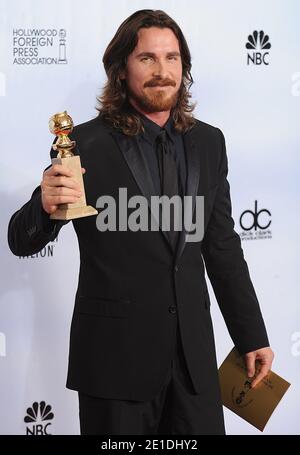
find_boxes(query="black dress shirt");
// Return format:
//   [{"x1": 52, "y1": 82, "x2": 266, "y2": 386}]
[{"x1": 133, "y1": 109, "x2": 187, "y2": 199}]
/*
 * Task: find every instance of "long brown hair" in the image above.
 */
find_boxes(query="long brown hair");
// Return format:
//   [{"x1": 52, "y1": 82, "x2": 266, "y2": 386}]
[{"x1": 97, "y1": 9, "x2": 196, "y2": 135}]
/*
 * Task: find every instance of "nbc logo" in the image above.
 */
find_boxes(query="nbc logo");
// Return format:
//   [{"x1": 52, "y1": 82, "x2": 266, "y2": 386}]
[
  {"x1": 24, "y1": 401, "x2": 54, "y2": 435},
  {"x1": 246, "y1": 30, "x2": 271, "y2": 65}
]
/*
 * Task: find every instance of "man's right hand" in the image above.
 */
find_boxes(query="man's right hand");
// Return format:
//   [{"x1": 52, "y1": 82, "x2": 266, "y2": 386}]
[{"x1": 41, "y1": 163, "x2": 85, "y2": 215}]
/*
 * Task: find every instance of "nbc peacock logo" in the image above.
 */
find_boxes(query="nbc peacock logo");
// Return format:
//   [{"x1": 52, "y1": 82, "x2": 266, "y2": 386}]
[
  {"x1": 246, "y1": 30, "x2": 271, "y2": 65},
  {"x1": 24, "y1": 401, "x2": 54, "y2": 435}
]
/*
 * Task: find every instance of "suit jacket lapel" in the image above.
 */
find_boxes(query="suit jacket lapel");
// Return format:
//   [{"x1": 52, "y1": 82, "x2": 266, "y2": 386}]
[
  {"x1": 110, "y1": 130, "x2": 172, "y2": 251},
  {"x1": 110, "y1": 126, "x2": 201, "y2": 260}
]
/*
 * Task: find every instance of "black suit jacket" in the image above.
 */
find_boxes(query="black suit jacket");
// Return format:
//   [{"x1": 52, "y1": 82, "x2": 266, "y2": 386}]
[{"x1": 8, "y1": 116, "x2": 269, "y2": 405}]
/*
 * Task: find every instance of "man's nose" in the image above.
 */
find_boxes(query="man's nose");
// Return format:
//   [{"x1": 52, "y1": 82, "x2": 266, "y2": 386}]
[{"x1": 152, "y1": 59, "x2": 169, "y2": 78}]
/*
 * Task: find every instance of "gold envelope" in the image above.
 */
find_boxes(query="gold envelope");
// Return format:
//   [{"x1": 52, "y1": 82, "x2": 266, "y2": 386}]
[{"x1": 218, "y1": 347, "x2": 290, "y2": 431}]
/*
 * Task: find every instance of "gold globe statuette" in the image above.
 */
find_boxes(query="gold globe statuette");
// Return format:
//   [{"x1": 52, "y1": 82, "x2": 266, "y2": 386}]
[{"x1": 48, "y1": 111, "x2": 98, "y2": 220}]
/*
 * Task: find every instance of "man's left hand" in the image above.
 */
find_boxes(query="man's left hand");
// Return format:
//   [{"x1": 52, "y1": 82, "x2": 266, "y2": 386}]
[{"x1": 244, "y1": 347, "x2": 274, "y2": 388}]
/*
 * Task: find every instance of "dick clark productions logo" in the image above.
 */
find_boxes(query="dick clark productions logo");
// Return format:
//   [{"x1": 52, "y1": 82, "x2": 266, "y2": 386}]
[
  {"x1": 246, "y1": 30, "x2": 271, "y2": 65},
  {"x1": 239, "y1": 200, "x2": 272, "y2": 241},
  {"x1": 24, "y1": 401, "x2": 54, "y2": 435}
]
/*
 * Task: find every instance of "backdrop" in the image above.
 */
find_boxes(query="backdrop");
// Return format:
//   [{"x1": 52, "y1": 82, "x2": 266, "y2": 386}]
[{"x1": 1, "y1": 0, "x2": 299, "y2": 435}]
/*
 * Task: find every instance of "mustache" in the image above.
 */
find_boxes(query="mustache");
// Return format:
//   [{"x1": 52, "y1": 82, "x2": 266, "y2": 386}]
[{"x1": 144, "y1": 78, "x2": 176, "y2": 88}]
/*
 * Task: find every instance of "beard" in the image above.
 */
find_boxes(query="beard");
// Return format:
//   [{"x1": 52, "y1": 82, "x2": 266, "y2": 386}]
[{"x1": 127, "y1": 83, "x2": 179, "y2": 113}]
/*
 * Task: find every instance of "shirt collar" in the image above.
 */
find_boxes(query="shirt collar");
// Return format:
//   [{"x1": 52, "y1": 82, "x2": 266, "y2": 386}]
[{"x1": 130, "y1": 105, "x2": 177, "y2": 146}]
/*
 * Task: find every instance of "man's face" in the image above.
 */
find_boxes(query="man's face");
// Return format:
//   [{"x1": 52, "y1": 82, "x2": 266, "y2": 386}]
[{"x1": 122, "y1": 27, "x2": 183, "y2": 113}]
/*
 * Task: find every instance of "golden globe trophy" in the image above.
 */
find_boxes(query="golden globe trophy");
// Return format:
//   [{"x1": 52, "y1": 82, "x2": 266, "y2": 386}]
[{"x1": 49, "y1": 111, "x2": 98, "y2": 220}]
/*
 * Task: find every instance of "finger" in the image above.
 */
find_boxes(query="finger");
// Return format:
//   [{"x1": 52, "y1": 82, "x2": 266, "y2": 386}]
[
  {"x1": 46, "y1": 187, "x2": 82, "y2": 198},
  {"x1": 45, "y1": 195, "x2": 81, "y2": 205},
  {"x1": 45, "y1": 164, "x2": 73, "y2": 178},
  {"x1": 47, "y1": 205, "x2": 58, "y2": 214},
  {"x1": 44, "y1": 175, "x2": 81, "y2": 191},
  {"x1": 245, "y1": 354, "x2": 256, "y2": 378},
  {"x1": 251, "y1": 364, "x2": 270, "y2": 388}
]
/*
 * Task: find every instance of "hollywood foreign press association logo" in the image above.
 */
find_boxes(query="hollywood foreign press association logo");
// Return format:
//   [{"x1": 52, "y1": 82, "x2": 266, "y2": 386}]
[
  {"x1": 246, "y1": 30, "x2": 271, "y2": 65},
  {"x1": 239, "y1": 200, "x2": 272, "y2": 241},
  {"x1": 24, "y1": 401, "x2": 54, "y2": 435},
  {"x1": 13, "y1": 28, "x2": 68, "y2": 65}
]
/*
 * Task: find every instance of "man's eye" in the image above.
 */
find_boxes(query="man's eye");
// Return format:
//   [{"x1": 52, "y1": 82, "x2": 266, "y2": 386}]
[{"x1": 141, "y1": 57, "x2": 152, "y2": 62}]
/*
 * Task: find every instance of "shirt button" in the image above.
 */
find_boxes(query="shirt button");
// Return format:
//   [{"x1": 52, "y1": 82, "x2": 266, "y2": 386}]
[
  {"x1": 168, "y1": 305, "x2": 177, "y2": 314},
  {"x1": 174, "y1": 265, "x2": 179, "y2": 272}
]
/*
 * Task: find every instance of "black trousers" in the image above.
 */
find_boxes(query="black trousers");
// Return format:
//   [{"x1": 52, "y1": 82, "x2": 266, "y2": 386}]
[{"x1": 78, "y1": 321, "x2": 225, "y2": 435}]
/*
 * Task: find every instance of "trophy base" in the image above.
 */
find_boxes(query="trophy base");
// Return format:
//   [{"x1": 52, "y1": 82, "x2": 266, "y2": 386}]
[{"x1": 50, "y1": 205, "x2": 98, "y2": 220}]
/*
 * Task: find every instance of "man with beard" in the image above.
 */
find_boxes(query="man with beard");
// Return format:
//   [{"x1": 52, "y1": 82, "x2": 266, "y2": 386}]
[{"x1": 8, "y1": 10, "x2": 274, "y2": 435}]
